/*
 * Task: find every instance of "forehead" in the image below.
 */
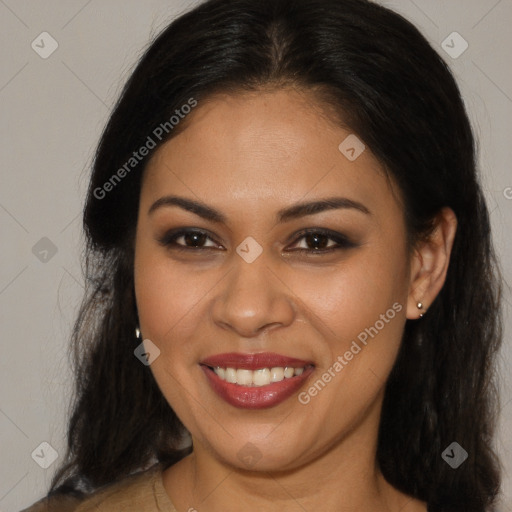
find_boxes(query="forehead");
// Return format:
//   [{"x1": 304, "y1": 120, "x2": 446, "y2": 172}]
[{"x1": 141, "y1": 88, "x2": 401, "y2": 220}]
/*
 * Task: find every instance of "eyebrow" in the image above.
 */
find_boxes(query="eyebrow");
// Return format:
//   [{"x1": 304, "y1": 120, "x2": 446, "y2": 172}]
[{"x1": 148, "y1": 195, "x2": 371, "y2": 223}]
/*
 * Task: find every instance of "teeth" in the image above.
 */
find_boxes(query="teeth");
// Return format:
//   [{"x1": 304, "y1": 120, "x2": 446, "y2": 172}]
[
  {"x1": 236, "y1": 369, "x2": 253, "y2": 386},
  {"x1": 284, "y1": 367, "x2": 295, "y2": 378},
  {"x1": 270, "y1": 367, "x2": 284, "y2": 382},
  {"x1": 253, "y1": 368, "x2": 270, "y2": 386},
  {"x1": 212, "y1": 366, "x2": 307, "y2": 386},
  {"x1": 225, "y1": 367, "x2": 237, "y2": 384}
]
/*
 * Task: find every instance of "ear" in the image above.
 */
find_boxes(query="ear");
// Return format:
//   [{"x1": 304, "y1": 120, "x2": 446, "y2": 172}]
[{"x1": 406, "y1": 207, "x2": 458, "y2": 320}]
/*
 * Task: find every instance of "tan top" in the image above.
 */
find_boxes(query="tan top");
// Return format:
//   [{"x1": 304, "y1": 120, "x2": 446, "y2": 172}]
[{"x1": 20, "y1": 464, "x2": 177, "y2": 512}]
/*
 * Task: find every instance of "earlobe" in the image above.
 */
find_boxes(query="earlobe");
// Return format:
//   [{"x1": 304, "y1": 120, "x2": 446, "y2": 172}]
[{"x1": 406, "y1": 207, "x2": 458, "y2": 320}]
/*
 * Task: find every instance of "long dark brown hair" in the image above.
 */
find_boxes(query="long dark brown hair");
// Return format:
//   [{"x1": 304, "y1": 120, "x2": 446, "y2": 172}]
[{"x1": 47, "y1": 1, "x2": 503, "y2": 510}]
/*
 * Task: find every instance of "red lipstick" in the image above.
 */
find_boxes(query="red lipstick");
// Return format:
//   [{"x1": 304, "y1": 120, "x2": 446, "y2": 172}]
[{"x1": 200, "y1": 352, "x2": 314, "y2": 409}]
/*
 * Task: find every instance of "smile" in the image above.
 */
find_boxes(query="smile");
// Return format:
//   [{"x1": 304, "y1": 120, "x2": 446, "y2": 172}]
[{"x1": 200, "y1": 352, "x2": 315, "y2": 409}]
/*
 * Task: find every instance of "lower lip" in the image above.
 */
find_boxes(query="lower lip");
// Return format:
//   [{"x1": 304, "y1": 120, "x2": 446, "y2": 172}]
[{"x1": 200, "y1": 365, "x2": 315, "y2": 409}]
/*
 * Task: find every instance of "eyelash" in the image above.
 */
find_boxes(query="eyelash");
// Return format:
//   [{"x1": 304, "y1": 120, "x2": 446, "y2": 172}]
[{"x1": 157, "y1": 228, "x2": 357, "y2": 255}]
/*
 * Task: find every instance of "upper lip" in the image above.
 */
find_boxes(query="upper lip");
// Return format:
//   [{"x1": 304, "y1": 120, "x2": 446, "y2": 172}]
[{"x1": 200, "y1": 352, "x2": 313, "y2": 370}]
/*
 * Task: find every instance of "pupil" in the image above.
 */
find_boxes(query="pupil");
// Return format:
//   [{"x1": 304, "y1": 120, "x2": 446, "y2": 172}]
[
  {"x1": 307, "y1": 233, "x2": 327, "y2": 250},
  {"x1": 185, "y1": 232, "x2": 206, "y2": 247}
]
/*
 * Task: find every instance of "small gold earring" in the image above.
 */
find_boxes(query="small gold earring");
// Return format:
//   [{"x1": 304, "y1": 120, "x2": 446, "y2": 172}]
[
  {"x1": 417, "y1": 302, "x2": 424, "y2": 318},
  {"x1": 135, "y1": 327, "x2": 141, "y2": 339}
]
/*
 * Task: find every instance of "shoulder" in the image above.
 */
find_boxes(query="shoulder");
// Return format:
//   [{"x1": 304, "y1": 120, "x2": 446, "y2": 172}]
[
  {"x1": 20, "y1": 494, "x2": 82, "y2": 512},
  {"x1": 20, "y1": 464, "x2": 173, "y2": 512}
]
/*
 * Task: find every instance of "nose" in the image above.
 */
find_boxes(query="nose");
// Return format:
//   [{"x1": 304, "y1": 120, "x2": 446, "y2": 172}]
[{"x1": 210, "y1": 253, "x2": 296, "y2": 338}]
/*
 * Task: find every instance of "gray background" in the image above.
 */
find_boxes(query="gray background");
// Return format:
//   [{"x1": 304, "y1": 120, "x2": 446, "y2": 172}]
[{"x1": 0, "y1": 1, "x2": 511, "y2": 511}]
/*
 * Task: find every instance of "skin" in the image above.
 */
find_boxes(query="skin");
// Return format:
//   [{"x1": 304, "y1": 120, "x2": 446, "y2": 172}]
[{"x1": 133, "y1": 87, "x2": 457, "y2": 512}]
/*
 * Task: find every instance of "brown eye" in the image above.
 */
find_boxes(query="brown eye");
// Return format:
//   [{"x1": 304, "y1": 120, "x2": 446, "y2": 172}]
[
  {"x1": 287, "y1": 229, "x2": 357, "y2": 253},
  {"x1": 157, "y1": 229, "x2": 221, "y2": 251}
]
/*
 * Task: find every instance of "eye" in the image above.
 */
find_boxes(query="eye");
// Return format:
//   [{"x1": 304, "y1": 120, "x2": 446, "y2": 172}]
[
  {"x1": 157, "y1": 229, "x2": 222, "y2": 251},
  {"x1": 287, "y1": 229, "x2": 357, "y2": 254}
]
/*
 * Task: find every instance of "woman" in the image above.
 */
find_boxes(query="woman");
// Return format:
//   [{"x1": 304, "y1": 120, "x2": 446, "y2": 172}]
[{"x1": 22, "y1": 0, "x2": 503, "y2": 510}]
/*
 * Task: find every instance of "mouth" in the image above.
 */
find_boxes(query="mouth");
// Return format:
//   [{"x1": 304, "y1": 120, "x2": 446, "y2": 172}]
[{"x1": 200, "y1": 352, "x2": 315, "y2": 409}]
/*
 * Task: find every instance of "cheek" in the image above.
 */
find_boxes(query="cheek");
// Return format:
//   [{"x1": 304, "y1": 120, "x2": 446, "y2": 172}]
[
  {"x1": 134, "y1": 248, "x2": 209, "y2": 424},
  {"x1": 135, "y1": 257, "x2": 211, "y2": 347},
  {"x1": 293, "y1": 245, "x2": 409, "y2": 412},
  {"x1": 301, "y1": 244, "x2": 407, "y2": 342}
]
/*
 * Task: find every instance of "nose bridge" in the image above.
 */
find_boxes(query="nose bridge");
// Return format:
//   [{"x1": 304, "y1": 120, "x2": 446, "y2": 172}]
[{"x1": 211, "y1": 246, "x2": 295, "y2": 336}]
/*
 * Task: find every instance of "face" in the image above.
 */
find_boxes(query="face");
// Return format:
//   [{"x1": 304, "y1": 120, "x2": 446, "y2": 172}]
[{"x1": 134, "y1": 87, "x2": 413, "y2": 472}]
